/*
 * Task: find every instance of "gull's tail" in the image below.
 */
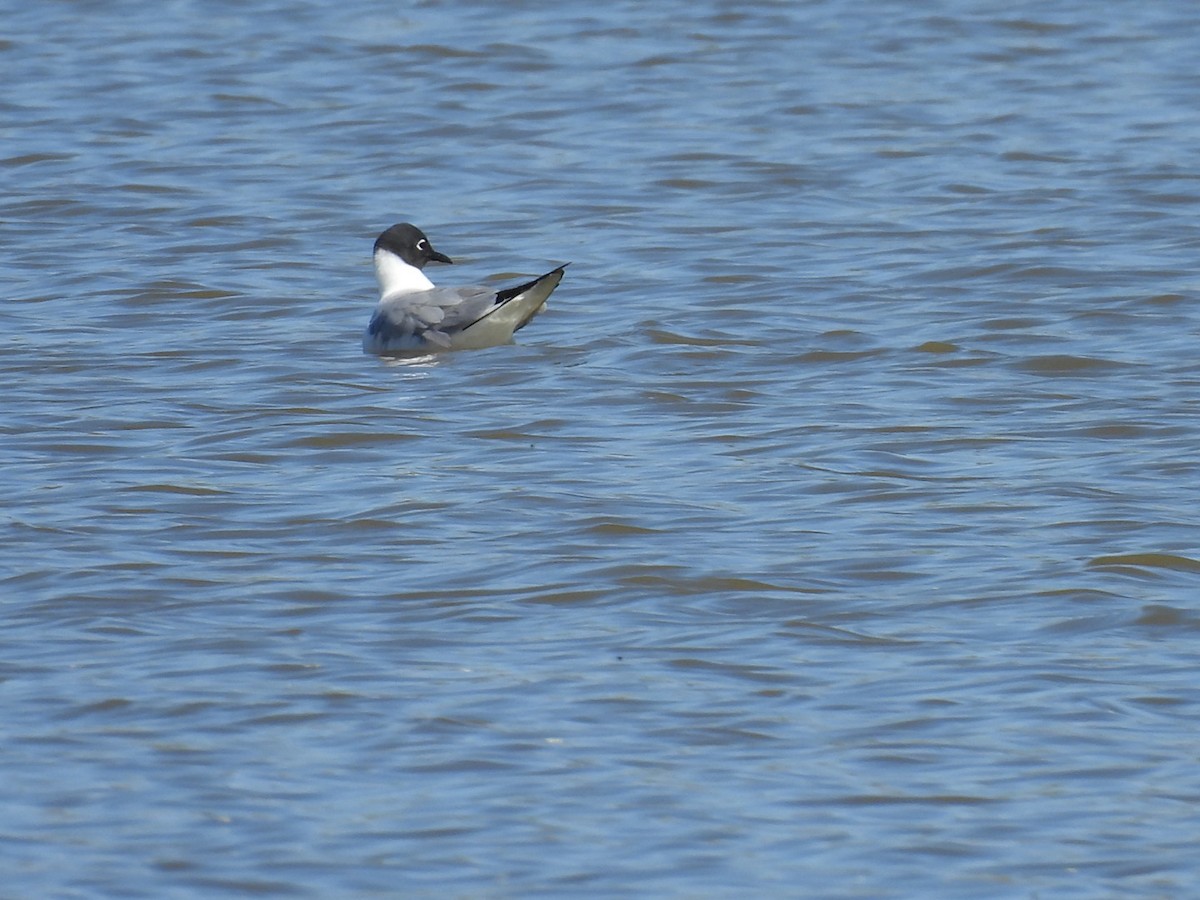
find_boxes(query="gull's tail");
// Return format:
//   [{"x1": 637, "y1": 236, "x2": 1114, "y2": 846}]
[{"x1": 465, "y1": 264, "x2": 569, "y2": 336}]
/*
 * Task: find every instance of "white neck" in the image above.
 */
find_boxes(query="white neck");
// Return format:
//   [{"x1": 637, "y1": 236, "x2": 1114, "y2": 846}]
[{"x1": 374, "y1": 248, "x2": 435, "y2": 298}]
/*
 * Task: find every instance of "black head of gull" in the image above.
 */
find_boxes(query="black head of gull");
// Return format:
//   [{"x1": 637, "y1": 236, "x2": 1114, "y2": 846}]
[{"x1": 373, "y1": 223, "x2": 453, "y2": 269}]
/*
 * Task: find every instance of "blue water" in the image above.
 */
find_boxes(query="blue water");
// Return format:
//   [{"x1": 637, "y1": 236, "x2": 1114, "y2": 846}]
[{"x1": 4, "y1": 1, "x2": 1200, "y2": 896}]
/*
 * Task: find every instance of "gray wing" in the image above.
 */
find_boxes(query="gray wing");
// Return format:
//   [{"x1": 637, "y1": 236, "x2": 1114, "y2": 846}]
[{"x1": 367, "y1": 285, "x2": 497, "y2": 349}]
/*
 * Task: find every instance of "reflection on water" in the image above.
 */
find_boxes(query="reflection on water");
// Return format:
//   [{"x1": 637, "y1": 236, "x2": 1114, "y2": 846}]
[{"x1": 3, "y1": 0, "x2": 1200, "y2": 897}]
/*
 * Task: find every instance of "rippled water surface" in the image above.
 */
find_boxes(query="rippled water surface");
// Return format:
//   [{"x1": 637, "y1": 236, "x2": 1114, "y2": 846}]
[{"x1": 4, "y1": 1, "x2": 1200, "y2": 896}]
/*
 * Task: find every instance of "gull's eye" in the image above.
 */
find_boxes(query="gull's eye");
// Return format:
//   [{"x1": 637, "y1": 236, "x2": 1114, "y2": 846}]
[{"x1": 416, "y1": 239, "x2": 429, "y2": 251}]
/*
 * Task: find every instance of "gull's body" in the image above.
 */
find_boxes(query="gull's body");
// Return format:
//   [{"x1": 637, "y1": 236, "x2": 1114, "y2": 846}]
[{"x1": 362, "y1": 223, "x2": 567, "y2": 355}]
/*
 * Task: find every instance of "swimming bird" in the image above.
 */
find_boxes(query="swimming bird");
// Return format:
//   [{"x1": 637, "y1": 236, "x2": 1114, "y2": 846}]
[{"x1": 363, "y1": 223, "x2": 568, "y2": 355}]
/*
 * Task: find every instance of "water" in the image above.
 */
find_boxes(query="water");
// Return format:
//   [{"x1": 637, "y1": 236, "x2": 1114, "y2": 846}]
[{"x1": 3, "y1": 1, "x2": 1200, "y2": 896}]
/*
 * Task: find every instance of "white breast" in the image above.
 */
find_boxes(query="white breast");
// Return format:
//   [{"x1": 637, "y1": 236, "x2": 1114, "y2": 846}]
[{"x1": 374, "y1": 249, "x2": 435, "y2": 298}]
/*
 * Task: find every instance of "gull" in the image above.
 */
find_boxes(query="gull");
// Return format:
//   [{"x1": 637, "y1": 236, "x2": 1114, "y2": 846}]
[{"x1": 363, "y1": 223, "x2": 567, "y2": 354}]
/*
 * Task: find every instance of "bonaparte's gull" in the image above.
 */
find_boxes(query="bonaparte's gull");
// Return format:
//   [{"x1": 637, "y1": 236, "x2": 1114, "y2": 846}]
[{"x1": 363, "y1": 223, "x2": 568, "y2": 355}]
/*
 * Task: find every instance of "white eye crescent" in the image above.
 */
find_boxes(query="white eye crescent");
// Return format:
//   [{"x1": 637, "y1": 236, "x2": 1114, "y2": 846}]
[{"x1": 417, "y1": 239, "x2": 429, "y2": 251}]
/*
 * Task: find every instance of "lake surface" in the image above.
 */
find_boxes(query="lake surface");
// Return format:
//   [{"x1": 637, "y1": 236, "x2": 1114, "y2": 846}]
[{"x1": 3, "y1": 0, "x2": 1200, "y2": 896}]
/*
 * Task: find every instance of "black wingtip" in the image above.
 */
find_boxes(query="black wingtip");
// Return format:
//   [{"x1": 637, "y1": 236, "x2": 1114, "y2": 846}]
[{"x1": 493, "y1": 264, "x2": 569, "y2": 304}]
